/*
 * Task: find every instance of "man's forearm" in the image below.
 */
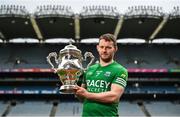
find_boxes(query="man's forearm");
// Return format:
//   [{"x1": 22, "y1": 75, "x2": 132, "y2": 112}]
[
  {"x1": 75, "y1": 84, "x2": 124, "y2": 103},
  {"x1": 85, "y1": 90, "x2": 123, "y2": 103}
]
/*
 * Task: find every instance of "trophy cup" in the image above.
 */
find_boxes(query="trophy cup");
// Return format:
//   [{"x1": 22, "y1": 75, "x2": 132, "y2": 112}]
[{"x1": 47, "y1": 42, "x2": 94, "y2": 94}]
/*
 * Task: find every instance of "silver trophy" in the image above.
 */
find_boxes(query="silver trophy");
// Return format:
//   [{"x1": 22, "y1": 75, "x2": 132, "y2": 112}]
[{"x1": 47, "y1": 42, "x2": 94, "y2": 94}]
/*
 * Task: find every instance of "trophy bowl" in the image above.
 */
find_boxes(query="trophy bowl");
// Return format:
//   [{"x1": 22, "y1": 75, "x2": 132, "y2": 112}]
[{"x1": 47, "y1": 42, "x2": 94, "y2": 94}]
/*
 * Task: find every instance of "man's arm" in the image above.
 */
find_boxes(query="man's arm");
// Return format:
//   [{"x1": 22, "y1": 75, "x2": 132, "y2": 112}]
[{"x1": 75, "y1": 84, "x2": 124, "y2": 103}]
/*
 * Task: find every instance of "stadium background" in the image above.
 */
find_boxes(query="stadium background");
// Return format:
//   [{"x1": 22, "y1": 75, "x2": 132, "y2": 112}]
[{"x1": 0, "y1": 0, "x2": 180, "y2": 116}]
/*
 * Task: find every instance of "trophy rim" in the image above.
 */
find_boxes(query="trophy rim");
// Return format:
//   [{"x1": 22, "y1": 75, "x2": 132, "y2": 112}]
[
  {"x1": 60, "y1": 44, "x2": 82, "y2": 54},
  {"x1": 59, "y1": 85, "x2": 76, "y2": 94}
]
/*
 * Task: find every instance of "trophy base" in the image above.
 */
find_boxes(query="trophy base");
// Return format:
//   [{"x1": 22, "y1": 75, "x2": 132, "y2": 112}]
[{"x1": 59, "y1": 85, "x2": 76, "y2": 94}]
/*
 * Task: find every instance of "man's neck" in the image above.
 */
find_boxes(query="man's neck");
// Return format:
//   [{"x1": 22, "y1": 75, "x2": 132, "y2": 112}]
[{"x1": 100, "y1": 59, "x2": 114, "y2": 67}]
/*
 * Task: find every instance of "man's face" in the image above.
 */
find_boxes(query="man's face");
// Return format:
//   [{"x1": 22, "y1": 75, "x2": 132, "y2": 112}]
[{"x1": 97, "y1": 39, "x2": 117, "y2": 63}]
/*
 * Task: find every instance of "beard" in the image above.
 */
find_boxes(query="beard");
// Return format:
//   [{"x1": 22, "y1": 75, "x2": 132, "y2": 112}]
[{"x1": 100, "y1": 54, "x2": 113, "y2": 63}]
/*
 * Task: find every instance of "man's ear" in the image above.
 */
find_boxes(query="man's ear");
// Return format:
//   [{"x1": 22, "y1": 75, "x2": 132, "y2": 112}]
[
  {"x1": 96, "y1": 45, "x2": 99, "y2": 51},
  {"x1": 115, "y1": 46, "x2": 118, "y2": 52}
]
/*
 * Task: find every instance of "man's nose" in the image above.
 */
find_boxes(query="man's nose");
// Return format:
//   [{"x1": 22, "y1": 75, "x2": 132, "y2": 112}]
[{"x1": 102, "y1": 48, "x2": 107, "y2": 52}]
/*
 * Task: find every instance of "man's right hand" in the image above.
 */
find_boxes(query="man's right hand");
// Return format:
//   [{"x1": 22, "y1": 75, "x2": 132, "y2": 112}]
[{"x1": 74, "y1": 85, "x2": 86, "y2": 102}]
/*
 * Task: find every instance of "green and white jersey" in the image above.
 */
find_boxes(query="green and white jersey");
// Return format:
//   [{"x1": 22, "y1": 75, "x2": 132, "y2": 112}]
[{"x1": 82, "y1": 61, "x2": 128, "y2": 117}]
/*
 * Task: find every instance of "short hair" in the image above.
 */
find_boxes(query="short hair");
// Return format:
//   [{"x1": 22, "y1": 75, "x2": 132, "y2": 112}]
[{"x1": 99, "y1": 33, "x2": 117, "y2": 47}]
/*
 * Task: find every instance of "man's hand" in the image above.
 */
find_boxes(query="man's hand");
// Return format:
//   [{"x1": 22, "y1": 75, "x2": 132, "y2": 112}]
[{"x1": 74, "y1": 85, "x2": 88, "y2": 98}]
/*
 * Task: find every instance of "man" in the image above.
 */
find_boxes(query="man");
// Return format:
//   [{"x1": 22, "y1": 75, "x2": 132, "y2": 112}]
[{"x1": 74, "y1": 33, "x2": 128, "y2": 116}]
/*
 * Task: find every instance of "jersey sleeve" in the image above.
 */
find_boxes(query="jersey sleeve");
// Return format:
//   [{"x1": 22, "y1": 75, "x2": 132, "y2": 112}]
[{"x1": 112, "y1": 68, "x2": 128, "y2": 88}]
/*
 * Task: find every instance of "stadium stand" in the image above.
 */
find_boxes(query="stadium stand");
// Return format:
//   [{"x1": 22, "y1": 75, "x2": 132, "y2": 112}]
[
  {"x1": 6, "y1": 101, "x2": 52, "y2": 117},
  {"x1": 144, "y1": 101, "x2": 180, "y2": 116},
  {"x1": 0, "y1": 101, "x2": 7, "y2": 114},
  {"x1": 1, "y1": 100, "x2": 179, "y2": 116},
  {"x1": 56, "y1": 102, "x2": 82, "y2": 116},
  {"x1": 119, "y1": 101, "x2": 146, "y2": 117},
  {"x1": 0, "y1": 1, "x2": 180, "y2": 117},
  {"x1": 117, "y1": 44, "x2": 180, "y2": 69},
  {"x1": 0, "y1": 43, "x2": 179, "y2": 69}
]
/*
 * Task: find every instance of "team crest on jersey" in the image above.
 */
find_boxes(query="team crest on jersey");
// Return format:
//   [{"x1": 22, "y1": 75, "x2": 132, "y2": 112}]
[
  {"x1": 95, "y1": 71, "x2": 102, "y2": 76},
  {"x1": 104, "y1": 71, "x2": 111, "y2": 77},
  {"x1": 87, "y1": 72, "x2": 93, "y2": 76}
]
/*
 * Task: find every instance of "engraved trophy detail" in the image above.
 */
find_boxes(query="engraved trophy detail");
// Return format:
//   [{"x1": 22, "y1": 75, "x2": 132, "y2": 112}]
[{"x1": 47, "y1": 42, "x2": 94, "y2": 94}]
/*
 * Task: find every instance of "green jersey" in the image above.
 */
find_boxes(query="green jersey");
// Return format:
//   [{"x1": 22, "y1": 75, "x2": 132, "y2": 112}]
[{"x1": 82, "y1": 61, "x2": 128, "y2": 117}]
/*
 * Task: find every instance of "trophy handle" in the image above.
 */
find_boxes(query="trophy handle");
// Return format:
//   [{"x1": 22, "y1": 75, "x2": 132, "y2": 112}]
[
  {"x1": 84, "y1": 52, "x2": 95, "y2": 70},
  {"x1": 46, "y1": 52, "x2": 59, "y2": 72}
]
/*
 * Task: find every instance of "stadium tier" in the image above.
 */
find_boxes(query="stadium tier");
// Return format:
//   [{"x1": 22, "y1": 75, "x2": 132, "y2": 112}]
[
  {"x1": 0, "y1": 5, "x2": 180, "y2": 40},
  {"x1": 0, "y1": 43, "x2": 179, "y2": 69}
]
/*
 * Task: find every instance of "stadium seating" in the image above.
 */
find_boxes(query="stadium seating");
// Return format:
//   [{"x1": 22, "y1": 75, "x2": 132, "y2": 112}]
[
  {"x1": 144, "y1": 101, "x2": 180, "y2": 116},
  {"x1": 6, "y1": 101, "x2": 52, "y2": 116},
  {"x1": 119, "y1": 101, "x2": 145, "y2": 116},
  {"x1": 1, "y1": 100, "x2": 179, "y2": 116},
  {"x1": 0, "y1": 43, "x2": 179, "y2": 69},
  {"x1": 56, "y1": 102, "x2": 82, "y2": 116}
]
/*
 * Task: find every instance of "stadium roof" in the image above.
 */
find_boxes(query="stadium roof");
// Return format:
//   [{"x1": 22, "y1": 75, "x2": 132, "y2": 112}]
[{"x1": 0, "y1": 0, "x2": 180, "y2": 43}]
